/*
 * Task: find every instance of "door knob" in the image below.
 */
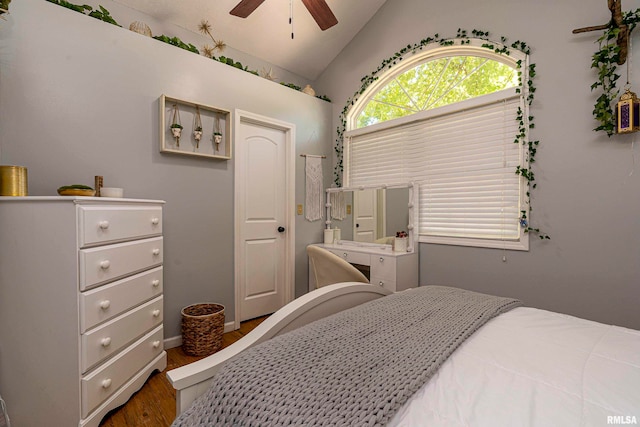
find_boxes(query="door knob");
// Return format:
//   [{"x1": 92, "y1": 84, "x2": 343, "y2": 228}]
[{"x1": 277, "y1": 226, "x2": 286, "y2": 233}]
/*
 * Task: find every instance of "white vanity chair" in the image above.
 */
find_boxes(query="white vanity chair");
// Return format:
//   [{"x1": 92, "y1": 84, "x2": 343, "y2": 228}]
[{"x1": 308, "y1": 183, "x2": 419, "y2": 293}]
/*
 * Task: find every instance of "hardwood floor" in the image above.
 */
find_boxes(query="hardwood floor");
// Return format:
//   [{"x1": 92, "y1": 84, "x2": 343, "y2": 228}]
[{"x1": 99, "y1": 316, "x2": 268, "y2": 427}]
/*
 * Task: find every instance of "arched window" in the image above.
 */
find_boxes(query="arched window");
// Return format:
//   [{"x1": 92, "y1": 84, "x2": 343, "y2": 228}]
[{"x1": 344, "y1": 42, "x2": 529, "y2": 250}]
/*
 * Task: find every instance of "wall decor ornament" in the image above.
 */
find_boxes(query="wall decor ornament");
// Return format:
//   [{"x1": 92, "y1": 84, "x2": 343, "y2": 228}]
[
  {"x1": 198, "y1": 19, "x2": 226, "y2": 58},
  {"x1": 159, "y1": 95, "x2": 232, "y2": 160},
  {"x1": 302, "y1": 85, "x2": 316, "y2": 96},
  {"x1": 129, "y1": 21, "x2": 152, "y2": 37},
  {"x1": 616, "y1": 88, "x2": 640, "y2": 133},
  {"x1": 572, "y1": 0, "x2": 640, "y2": 136},
  {"x1": 334, "y1": 29, "x2": 548, "y2": 239}
]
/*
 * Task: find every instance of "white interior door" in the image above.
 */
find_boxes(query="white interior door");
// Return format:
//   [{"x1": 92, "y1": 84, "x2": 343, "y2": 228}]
[
  {"x1": 353, "y1": 189, "x2": 377, "y2": 242},
  {"x1": 235, "y1": 111, "x2": 295, "y2": 325}
]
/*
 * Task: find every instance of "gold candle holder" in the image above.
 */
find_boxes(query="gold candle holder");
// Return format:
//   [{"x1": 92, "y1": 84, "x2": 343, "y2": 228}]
[{"x1": 0, "y1": 165, "x2": 28, "y2": 196}]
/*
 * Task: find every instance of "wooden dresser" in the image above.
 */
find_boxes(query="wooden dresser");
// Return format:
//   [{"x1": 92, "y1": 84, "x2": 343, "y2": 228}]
[
  {"x1": 0, "y1": 196, "x2": 166, "y2": 427},
  {"x1": 308, "y1": 242, "x2": 418, "y2": 293}
]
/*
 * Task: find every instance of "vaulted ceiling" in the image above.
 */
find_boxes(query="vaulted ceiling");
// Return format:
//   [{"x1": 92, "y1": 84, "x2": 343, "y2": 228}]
[{"x1": 112, "y1": 0, "x2": 388, "y2": 80}]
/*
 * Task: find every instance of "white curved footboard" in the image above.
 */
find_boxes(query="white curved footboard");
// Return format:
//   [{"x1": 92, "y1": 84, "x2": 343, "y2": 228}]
[{"x1": 167, "y1": 282, "x2": 392, "y2": 415}]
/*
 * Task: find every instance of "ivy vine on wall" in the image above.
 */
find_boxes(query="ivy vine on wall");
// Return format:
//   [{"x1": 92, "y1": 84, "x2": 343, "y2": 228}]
[
  {"x1": 334, "y1": 29, "x2": 549, "y2": 239},
  {"x1": 591, "y1": 8, "x2": 640, "y2": 136}
]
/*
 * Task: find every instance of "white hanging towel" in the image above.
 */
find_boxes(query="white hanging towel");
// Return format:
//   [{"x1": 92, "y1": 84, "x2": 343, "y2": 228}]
[
  {"x1": 305, "y1": 155, "x2": 324, "y2": 222},
  {"x1": 330, "y1": 191, "x2": 346, "y2": 220}
]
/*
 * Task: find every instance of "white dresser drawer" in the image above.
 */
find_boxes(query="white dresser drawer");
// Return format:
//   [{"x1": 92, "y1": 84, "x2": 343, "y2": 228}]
[
  {"x1": 78, "y1": 206, "x2": 162, "y2": 248},
  {"x1": 80, "y1": 267, "x2": 163, "y2": 333},
  {"x1": 81, "y1": 296, "x2": 163, "y2": 372},
  {"x1": 81, "y1": 325, "x2": 164, "y2": 418},
  {"x1": 328, "y1": 249, "x2": 370, "y2": 266},
  {"x1": 79, "y1": 237, "x2": 163, "y2": 290},
  {"x1": 371, "y1": 255, "x2": 396, "y2": 280}
]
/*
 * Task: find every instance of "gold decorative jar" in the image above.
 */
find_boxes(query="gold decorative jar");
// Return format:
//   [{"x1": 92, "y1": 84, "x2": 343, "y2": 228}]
[{"x1": 0, "y1": 165, "x2": 28, "y2": 196}]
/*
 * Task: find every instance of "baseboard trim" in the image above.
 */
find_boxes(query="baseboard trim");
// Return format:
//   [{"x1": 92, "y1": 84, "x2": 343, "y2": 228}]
[{"x1": 164, "y1": 321, "x2": 237, "y2": 349}]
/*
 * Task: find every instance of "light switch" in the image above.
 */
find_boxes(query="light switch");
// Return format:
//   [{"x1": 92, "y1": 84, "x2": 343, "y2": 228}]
[{"x1": 297, "y1": 204, "x2": 303, "y2": 215}]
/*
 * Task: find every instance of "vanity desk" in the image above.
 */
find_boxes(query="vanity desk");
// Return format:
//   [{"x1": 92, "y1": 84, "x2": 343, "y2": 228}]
[
  {"x1": 308, "y1": 242, "x2": 418, "y2": 293},
  {"x1": 310, "y1": 182, "x2": 419, "y2": 293}
]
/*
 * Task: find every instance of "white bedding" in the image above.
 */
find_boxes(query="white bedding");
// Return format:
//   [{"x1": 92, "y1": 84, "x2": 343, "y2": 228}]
[{"x1": 389, "y1": 307, "x2": 640, "y2": 426}]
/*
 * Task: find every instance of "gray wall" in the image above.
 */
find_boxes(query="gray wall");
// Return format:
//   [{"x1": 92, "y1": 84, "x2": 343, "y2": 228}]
[
  {"x1": 0, "y1": 0, "x2": 333, "y2": 339},
  {"x1": 316, "y1": 0, "x2": 640, "y2": 330}
]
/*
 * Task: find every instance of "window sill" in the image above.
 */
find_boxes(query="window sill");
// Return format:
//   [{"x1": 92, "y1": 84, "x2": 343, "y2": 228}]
[{"x1": 419, "y1": 234, "x2": 529, "y2": 251}]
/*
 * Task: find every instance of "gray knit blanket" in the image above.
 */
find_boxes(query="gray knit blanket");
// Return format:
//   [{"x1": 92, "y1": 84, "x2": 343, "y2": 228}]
[{"x1": 173, "y1": 286, "x2": 521, "y2": 427}]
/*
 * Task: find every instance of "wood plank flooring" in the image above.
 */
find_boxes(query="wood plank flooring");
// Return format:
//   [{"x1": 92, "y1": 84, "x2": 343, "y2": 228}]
[{"x1": 99, "y1": 316, "x2": 268, "y2": 427}]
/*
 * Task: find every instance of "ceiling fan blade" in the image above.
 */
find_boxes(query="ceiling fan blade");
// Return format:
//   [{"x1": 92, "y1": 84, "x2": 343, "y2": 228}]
[
  {"x1": 301, "y1": 0, "x2": 338, "y2": 30},
  {"x1": 230, "y1": 0, "x2": 266, "y2": 18}
]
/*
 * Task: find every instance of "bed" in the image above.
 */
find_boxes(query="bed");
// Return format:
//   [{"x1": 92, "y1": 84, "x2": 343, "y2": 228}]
[{"x1": 166, "y1": 283, "x2": 640, "y2": 426}]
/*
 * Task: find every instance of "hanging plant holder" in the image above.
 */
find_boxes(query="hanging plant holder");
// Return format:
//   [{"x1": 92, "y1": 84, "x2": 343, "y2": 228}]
[
  {"x1": 170, "y1": 103, "x2": 183, "y2": 147},
  {"x1": 193, "y1": 105, "x2": 203, "y2": 148},
  {"x1": 213, "y1": 113, "x2": 222, "y2": 151}
]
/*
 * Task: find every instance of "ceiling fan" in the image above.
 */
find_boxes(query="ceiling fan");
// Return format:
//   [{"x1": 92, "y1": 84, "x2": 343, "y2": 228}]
[{"x1": 230, "y1": 0, "x2": 338, "y2": 31}]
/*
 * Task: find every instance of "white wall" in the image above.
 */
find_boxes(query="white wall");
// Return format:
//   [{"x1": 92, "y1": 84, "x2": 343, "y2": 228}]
[
  {"x1": 0, "y1": 0, "x2": 333, "y2": 339},
  {"x1": 316, "y1": 0, "x2": 640, "y2": 329}
]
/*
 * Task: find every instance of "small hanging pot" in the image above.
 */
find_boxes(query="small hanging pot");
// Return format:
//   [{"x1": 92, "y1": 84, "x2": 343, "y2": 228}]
[
  {"x1": 171, "y1": 125, "x2": 183, "y2": 137},
  {"x1": 170, "y1": 104, "x2": 183, "y2": 147},
  {"x1": 193, "y1": 106, "x2": 203, "y2": 148},
  {"x1": 213, "y1": 112, "x2": 222, "y2": 151},
  {"x1": 213, "y1": 132, "x2": 222, "y2": 151}
]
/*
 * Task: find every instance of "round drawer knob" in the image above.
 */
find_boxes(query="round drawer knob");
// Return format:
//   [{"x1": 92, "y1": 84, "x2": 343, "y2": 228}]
[
  {"x1": 152, "y1": 248, "x2": 160, "y2": 256},
  {"x1": 379, "y1": 257, "x2": 384, "y2": 263},
  {"x1": 152, "y1": 340, "x2": 161, "y2": 349},
  {"x1": 152, "y1": 279, "x2": 160, "y2": 287},
  {"x1": 152, "y1": 309, "x2": 161, "y2": 317},
  {"x1": 342, "y1": 253, "x2": 348, "y2": 258},
  {"x1": 378, "y1": 281, "x2": 384, "y2": 286},
  {"x1": 101, "y1": 378, "x2": 112, "y2": 389},
  {"x1": 151, "y1": 217, "x2": 160, "y2": 225},
  {"x1": 99, "y1": 300, "x2": 111, "y2": 310},
  {"x1": 101, "y1": 337, "x2": 112, "y2": 347},
  {"x1": 99, "y1": 221, "x2": 110, "y2": 230},
  {"x1": 100, "y1": 260, "x2": 110, "y2": 270}
]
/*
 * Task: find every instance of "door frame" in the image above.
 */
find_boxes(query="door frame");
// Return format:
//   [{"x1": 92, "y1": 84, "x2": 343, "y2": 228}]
[{"x1": 234, "y1": 109, "x2": 296, "y2": 330}]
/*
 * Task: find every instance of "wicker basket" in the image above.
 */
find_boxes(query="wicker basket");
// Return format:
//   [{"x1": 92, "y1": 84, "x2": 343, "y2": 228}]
[{"x1": 181, "y1": 303, "x2": 225, "y2": 357}]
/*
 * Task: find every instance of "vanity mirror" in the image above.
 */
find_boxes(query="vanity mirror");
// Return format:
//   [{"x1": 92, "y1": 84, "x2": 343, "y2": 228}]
[{"x1": 325, "y1": 182, "x2": 418, "y2": 252}]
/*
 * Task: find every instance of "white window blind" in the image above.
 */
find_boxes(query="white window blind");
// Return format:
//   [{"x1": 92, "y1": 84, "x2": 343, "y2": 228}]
[{"x1": 346, "y1": 94, "x2": 523, "y2": 242}]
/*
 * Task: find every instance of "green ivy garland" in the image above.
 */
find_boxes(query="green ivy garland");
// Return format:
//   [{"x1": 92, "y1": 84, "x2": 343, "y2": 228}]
[
  {"x1": 591, "y1": 9, "x2": 640, "y2": 136},
  {"x1": 45, "y1": 0, "x2": 121, "y2": 26},
  {"x1": 334, "y1": 29, "x2": 549, "y2": 239}
]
